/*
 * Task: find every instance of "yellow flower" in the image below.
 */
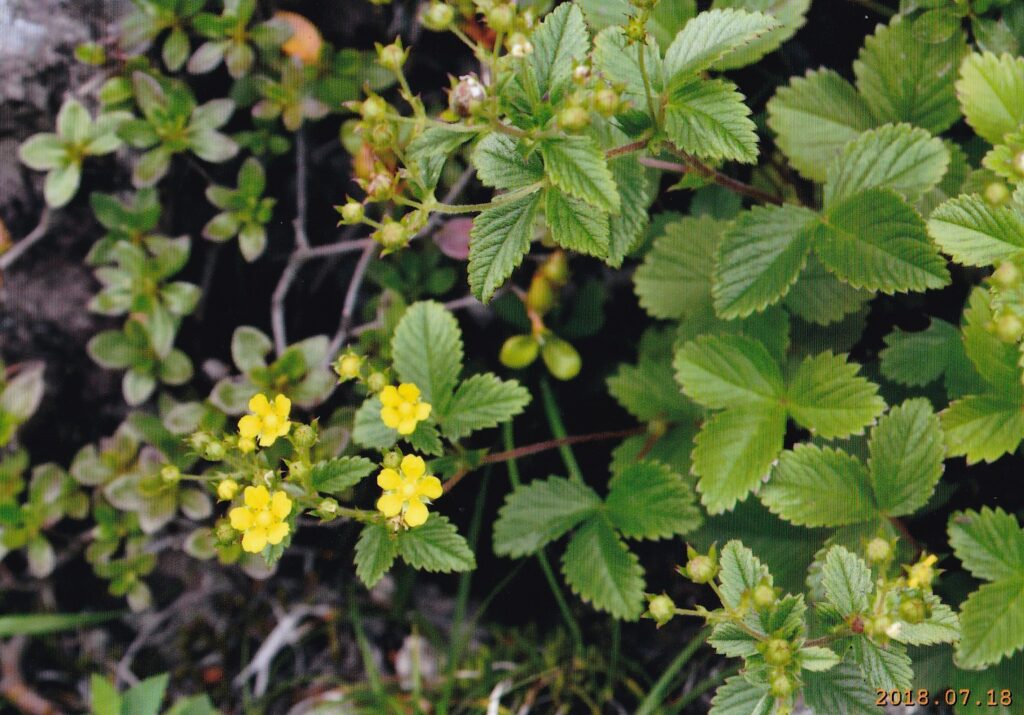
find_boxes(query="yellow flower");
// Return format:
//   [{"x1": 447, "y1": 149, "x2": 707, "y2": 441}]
[
  {"x1": 217, "y1": 479, "x2": 239, "y2": 501},
  {"x1": 238, "y1": 393, "x2": 292, "y2": 448},
  {"x1": 238, "y1": 436, "x2": 256, "y2": 454},
  {"x1": 906, "y1": 553, "x2": 939, "y2": 589},
  {"x1": 228, "y1": 485, "x2": 293, "y2": 553},
  {"x1": 380, "y1": 383, "x2": 431, "y2": 435},
  {"x1": 376, "y1": 454, "x2": 442, "y2": 527}
]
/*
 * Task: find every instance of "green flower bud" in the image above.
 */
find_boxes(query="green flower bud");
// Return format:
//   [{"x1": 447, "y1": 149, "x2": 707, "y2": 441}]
[
  {"x1": 763, "y1": 638, "x2": 793, "y2": 666},
  {"x1": 995, "y1": 313, "x2": 1024, "y2": 343},
  {"x1": 592, "y1": 87, "x2": 622, "y2": 116},
  {"x1": 865, "y1": 536, "x2": 892, "y2": 564},
  {"x1": 215, "y1": 521, "x2": 236, "y2": 544},
  {"x1": 752, "y1": 582, "x2": 777, "y2": 611},
  {"x1": 541, "y1": 336, "x2": 581, "y2": 381},
  {"x1": 685, "y1": 554, "x2": 717, "y2": 583},
  {"x1": 319, "y1": 497, "x2": 339, "y2": 514},
  {"x1": 500, "y1": 335, "x2": 540, "y2": 369},
  {"x1": 557, "y1": 106, "x2": 590, "y2": 132},
  {"x1": 359, "y1": 95, "x2": 389, "y2": 121},
  {"x1": 367, "y1": 121, "x2": 396, "y2": 149},
  {"x1": 376, "y1": 39, "x2": 408, "y2": 72},
  {"x1": 367, "y1": 371, "x2": 388, "y2": 393},
  {"x1": 374, "y1": 218, "x2": 410, "y2": 252},
  {"x1": 985, "y1": 181, "x2": 1011, "y2": 206},
  {"x1": 898, "y1": 597, "x2": 927, "y2": 624},
  {"x1": 647, "y1": 594, "x2": 676, "y2": 626},
  {"x1": 75, "y1": 42, "x2": 106, "y2": 66},
  {"x1": 204, "y1": 442, "x2": 227, "y2": 462},
  {"x1": 421, "y1": 2, "x2": 455, "y2": 31},
  {"x1": 486, "y1": 3, "x2": 515, "y2": 33},
  {"x1": 540, "y1": 251, "x2": 569, "y2": 285},
  {"x1": 160, "y1": 465, "x2": 181, "y2": 484},
  {"x1": 292, "y1": 424, "x2": 317, "y2": 448},
  {"x1": 769, "y1": 673, "x2": 794, "y2": 698},
  {"x1": 382, "y1": 451, "x2": 403, "y2": 469}
]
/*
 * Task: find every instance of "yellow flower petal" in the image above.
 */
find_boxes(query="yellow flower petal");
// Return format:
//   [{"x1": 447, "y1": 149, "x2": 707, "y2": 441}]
[
  {"x1": 273, "y1": 394, "x2": 292, "y2": 418},
  {"x1": 249, "y1": 393, "x2": 271, "y2": 416},
  {"x1": 404, "y1": 498, "x2": 429, "y2": 527},
  {"x1": 417, "y1": 475, "x2": 443, "y2": 500},
  {"x1": 238, "y1": 414, "x2": 261, "y2": 439},
  {"x1": 377, "y1": 493, "x2": 404, "y2": 517},
  {"x1": 377, "y1": 468, "x2": 401, "y2": 489},
  {"x1": 244, "y1": 485, "x2": 270, "y2": 509},
  {"x1": 258, "y1": 430, "x2": 278, "y2": 447},
  {"x1": 242, "y1": 527, "x2": 268, "y2": 553},
  {"x1": 398, "y1": 383, "x2": 420, "y2": 401},
  {"x1": 276, "y1": 420, "x2": 292, "y2": 438},
  {"x1": 415, "y1": 402, "x2": 432, "y2": 420},
  {"x1": 267, "y1": 522, "x2": 290, "y2": 545},
  {"x1": 229, "y1": 506, "x2": 253, "y2": 531},
  {"x1": 381, "y1": 406, "x2": 401, "y2": 429},
  {"x1": 380, "y1": 385, "x2": 401, "y2": 407},
  {"x1": 397, "y1": 418, "x2": 417, "y2": 435},
  {"x1": 271, "y1": 490, "x2": 292, "y2": 518},
  {"x1": 401, "y1": 455, "x2": 426, "y2": 479},
  {"x1": 238, "y1": 437, "x2": 256, "y2": 453}
]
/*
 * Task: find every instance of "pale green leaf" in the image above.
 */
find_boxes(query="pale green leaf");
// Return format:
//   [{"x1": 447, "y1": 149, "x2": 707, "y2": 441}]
[
  {"x1": 310, "y1": 456, "x2": 376, "y2": 494},
  {"x1": 529, "y1": 2, "x2": 590, "y2": 100},
  {"x1": 121, "y1": 674, "x2": 169, "y2": 715},
  {"x1": 949, "y1": 507, "x2": 1024, "y2": 583},
  {"x1": 396, "y1": 514, "x2": 475, "y2": 573},
  {"x1": 718, "y1": 540, "x2": 771, "y2": 609},
  {"x1": 468, "y1": 191, "x2": 542, "y2": 302},
  {"x1": 761, "y1": 444, "x2": 877, "y2": 527},
  {"x1": 803, "y1": 662, "x2": 879, "y2": 714},
  {"x1": 711, "y1": 0, "x2": 810, "y2": 70},
  {"x1": 633, "y1": 215, "x2": 720, "y2": 320},
  {"x1": 407, "y1": 125, "x2": 475, "y2": 163},
  {"x1": 493, "y1": 477, "x2": 602, "y2": 557},
  {"x1": 354, "y1": 523, "x2": 397, "y2": 588},
  {"x1": 854, "y1": 638, "x2": 913, "y2": 691},
  {"x1": 664, "y1": 78, "x2": 759, "y2": 164},
  {"x1": 607, "y1": 328, "x2": 700, "y2": 422},
  {"x1": 606, "y1": 461, "x2": 701, "y2": 540},
  {"x1": 783, "y1": 255, "x2": 872, "y2": 325},
  {"x1": 471, "y1": 133, "x2": 543, "y2": 190},
  {"x1": 674, "y1": 333, "x2": 783, "y2": 409},
  {"x1": 709, "y1": 622, "x2": 759, "y2": 657},
  {"x1": 663, "y1": 8, "x2": 778, "y2": 81},
  {"x1": 561, "y1": 516, "x2": 645, "y2": 620},
  {"x1": 708, "y1": 675, "x2": 774, "y2": 715},
  {"x1": 878, "y1": 318, "x2": 960, "y2": 388},
  {"x1": 893, "y1": 596, "x2": 959, "y2": 646},
  {"x1": 942, "y1": 393, "x2": 1024, "y2": 464},
  {"x1": 786, "y1": 351, "x2": 886, "y2": 438},
  {"x1": 821, "y1": 545, "x2": 872, "y2": 616},
  {"x1": 956, "y1": 52, "x2": 1024, "y2": 145},
  {"x1": 392, "y1": 301, "x2": 463, "y2": 414},
  {"x1": 440, "y1": 373, "x2": 530, "y2": 440},
  {"x1": 352, "y1": 396, "x2": 398, "y2": 450},
  {"x1": 868, "y1": 398, "x2": 944, "y2": 516},
  {"x1": 591, "y1": 27, "x2": 663, "y2": 108},
  {"x1": 799, "y1": 645, "x2": 842, "y2": 672},
  {"x1": 928, "y1": 194, "x2": 1024, "y2": 267}
]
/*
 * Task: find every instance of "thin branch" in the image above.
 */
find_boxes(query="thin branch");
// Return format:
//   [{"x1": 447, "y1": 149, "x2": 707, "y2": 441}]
[
  {"x1": 0, "y1": 209, "x2": 51, "y2": 271},
  {"x1": 641, "y1": 148, "x2": 785, "y2": 206},
  {"x1": 270, "y1": 258, "x2": 301, "y2": 355},
  {"x1": 1, "y1": 637, "x2": 66, "y2": 715},
  {"x1": 326, "y1": 242, "x2": 378, "y2": 357},
  {"x1": 293, "y1": 128, "x2": 310, "y2": 251},
  {"x1": 605, "y1": 139, "x2": 649, "y2": 159}
]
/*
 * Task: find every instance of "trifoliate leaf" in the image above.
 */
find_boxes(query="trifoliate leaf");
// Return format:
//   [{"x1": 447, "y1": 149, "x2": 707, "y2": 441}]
[
  {"x1": 544, "y1": 189, "x2": 610, "y2": 258},
  {"x1": 821, "y1": 545, "x2": 872, "y2": 616},
  {"x1": 710, "y1": 0, "x2": 810, "y2": 70},
  {"x1": 529, "y1": 2, "x2": 590, "y2": 101},
  {"x1": 472, "y1": 133, "x2": 544, "y2": 190},
  {"x1": 854, "y1": 17, "x2": 966, "y2": 134},
  {"x1": 392, "y1": 301, "x2": 463, "y2": 415},
  {"x1": 396, "y1": 514, "x2": 475, "y2": 573},
  {"x1": 440, "y1": 373, "x2": 530, "y2": 440},
  {"x1": 942, "y1": 394, "x2": 1024, "y2": 464},
  {"x1": 539, "y1": 136, "x2": 620, "y2": 213},
  {"x1": 561, "y1": 516, "x2": 645, "y2": 620},
  {"x1": 949, "y1": 507, "x2": 1024, "y2": 583},
  {"x1": 956, "y1": 52, "x2": 1024, "y2": 145},
  {"x1": 468, "y1": 191, "x2": 542, "y2": 302},
  {"x1": 783, "y1": 255, "x2": 872, "y2": 326},
  {"x1": 708, "y1": 675, "x2": 775, "y2": 715},
  {"x1": 718, "y1": 540, "x2": 771, "y2": 610},
  {"x1": 813, "y1": 188, "x2": 950, "y2": 294},
  {"x1": 692, "y1": 404, "x2": 787, "y2": 514},
  {"x1": 867, "y1": 398, "x2": 944, "y2": 517},
  {"x1": 606, "y1": 461, "x2": 702, "y2": 540},
  {"x1": 854, "y1": 638, "x2": 913, "y2": 691},
  {"x1": 956, "y1": 577, "x2": 1024, "y2": 669},
  {"x1": 633, "y1": 215, "x2": 720, "y2": 320},
  {"x1": 493, "y1": 477, "x2": 602, "y2": 557},
  {"x1": 928, "y1": 194, "x2": 1024, "y2": 267},
  {"x1": 786, "y1": 351, "x2": 886, "y2": 438},
  {"x1": 663, "y1": 8, "x2": 778, "y2": 82},
  {"x1": 766, "y1": 68, "x2": 876, "y2": 183},
  {"x1": 825, "y1": 124, "x2": 950, "y2": 206},
  {"x1": 712, "y1": 202, "x2": 817, "y2": 319},
  {"x1": 664, "y1": 78, "x2": 759, "y2": 164},
  {"x1": 354, "y1": 523, "x2": 398, "y2": 588},
  {"x1": 674, "y1": 333, "x2": 784, "y2": 409},
  {"x1": 310, "y1": 456, "x2": 376, "y2": 494},
  {"x1": 761, "y1": 444, "x2": 877, "y2": 527}
]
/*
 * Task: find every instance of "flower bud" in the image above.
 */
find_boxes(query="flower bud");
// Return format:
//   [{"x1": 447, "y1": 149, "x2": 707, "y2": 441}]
[
  {"x1": 368, "y1": 121, "x2": 396, "y2": 149},
  {"x1": 319, "y1": 497, "x2": 339, "y2": 514},
  {"x1": 647, "y1": 594, "x2": 676, "y2": 626},
  {"x1": 508, "y1": 33, "x2": 533, "y2": 58},
  {"x1": 541, "y1": 336, "x2": 581, "y2": 381},
  {"x1": 763, "y1": 638, "x2": 793, "y2": 666},
  {"x1": 292, "y1": 424, "x2": 317, "y2": 448},
  {"x1": 367, "y1": 371, "x2": 388, "y2": 393},
  {"x1": 684, "y1": 554, "x2": 717, "y2": 583},
  {"x1": 382, "y1": 450, "x2": 403, "y2": 469},
  {"x1": 865, "y1": 536, "x2": 892, "y2": 564},
  {"x1": 336, "y1": 200, "x2": 365, "y2": 225},
  {"x1": 449, "y1": 74, "x2": 486, "y2": 117},
  {"x1": 359, "y1": 95, "x2": 389, "y2": 121},
  {"x1": 373, "y1": 218, "x2": 410, "y2": 252},
  {"x1": 985, "y1": 181, "x2": 1011, "y2": 206},
  {"x1": 557, "y1": 106, "x2": 590, "y2": 132},
  {"x1": 217, "y1": 479, "x2": 240, "y2": 501},
  {"x1": 500, "y1": 335, "x2": 540, "y2": 369},
  {"x1": 376, "y1": 39, "x2": 408, "y2": 72},
  {"x1": 334, "y1": 351, "x2": 363, "y2": 381},
  {"x1": 189, "y1": 431, "x2": 214, "y2": 452},
  {"x1": 752, "y1": 582, "x2": 777, "y2": 611},
  {"x1": 527, "y1": 275, "x2": 555, "y2": 315},
  {"x1": 769, "y1": 673, "x2": 794, "y2": 698},
  {"x1": 898, "y1": 597, "x2": 927, "y2": 624},
  {"x1": 204, "y1": 442, "x2": 227, "y2": 462},
  {"x1": 161, "y1": 465, "x2": 181, "y2": 485},
  {"x1": 420, "y1": 2, "x2": 455, "y2": 31},
  {"x1": 215, "y1": 520, "x2": 236, "y2": 544},
  {"x1": 486, "y1": 3, "x2": 516, "y2": 33},
  {"x1": 593, "y1": 87, "x2": 622, "y2": 116},
  {"x1": 995, "y1": 313, "x2": 1024, "y2": 343},
  {"x1": 992, "y1": 261, "x2": 1020, "y2": 288}
]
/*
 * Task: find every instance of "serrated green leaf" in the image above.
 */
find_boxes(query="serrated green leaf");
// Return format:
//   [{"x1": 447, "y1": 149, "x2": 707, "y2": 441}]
[
  {"x1": 472, "y1": 133, "x2": 544, "y2": 190},
  {"x1": 354, "y1": 523, "x2": 398, "y2": 588},
  {"x1": 606, "y1": 140, "x2": 655, "y2": 266},
  {"x1": 709, "y1": 622, "x2": 759, "y2": 657},
  {"x1": 800, "y1": 645, "x2": 842, "y2": 672},
  {"x1": 607, "y1": 328, "x2": 700, "y2": 422},
  {"x1": 310, "y1": 456, "x2": 376, "y2": 494},
  {"x1": 957, "y1": 577, "x2": 1024, "y2": 669},
  {"x1": 539, "y1": 136, "x2": 620, "y2": 213},
  {"x1": 786, "y1": 351, "x2": 886, "y2": 438},
  {"x1": 674, "y1": 333, "x2": 784, "y2": 409},
  {"x1": 713, "y1": 202, "x2": 816, "y2": 318},
  {"x1": 634, "y1": 215, "x2": 720, "y2": 319},
  {"x1": 821, "y1": 545, "x2": 872, "y2": 616},
  {"x1": 949, "y1": 507, "x2": 1024, "y2": 583},
  {"x1": 493, "y1": 477, "x2": 602, "y2": 557},
  {"x1": 766, "y1": 68, "x2": 876, "y2": 183},
  {"x1": 783, "y1": 255, "x2": 872, "y2": 326},
  {"x1": 579, "y1": 0, "x2": 695, "y2": 52},
  {"x1": 693, "y1": 404, "x2": 786, "y2": 514},
  {"x1": 825, "y1": 124, "x2": 950, "y2": 206},
  {"x1": 962, "y1": 287, "x2": 1022, "y2": 393},
  {"x1": 942, "y1": 394, "x2": 1024, "y2": 464},
  {"x1": 406, "y1": 420, "x2": 443, "y2": 457},
  {"x1": 468, "y1": 191, "x2": 542, "y2": 302},
  {"x1": 592, "y1": 27, "x2": 663, "y2": 108},
  {"x1": 396, "y1": 514, "x2": 475, "y2": 573},
  {"x1": 392, "y1": 301, "x2": 463, "y2": 415},
  {"x1": 718, "y1": 540, "x2": 771, "y2": 609},
  {"x1": 606, "y1": 461, "x2": 701, "y2": 540},
  {"x1": 708, "y1": 675, "x2": 774, "y2": 715},
  {"x1": 854, "y1": 638, "x2": 913, "y2": 691},
  {"x1": 803, "y1": 662, "x2": 879, "y2": 714},
  {"x1": 352, "y1": 396, "x2": 398, "y2": 450},
  {"x1": 813, "y1": 188, "x2": 950, "y2": 294},
  {"x1": 956, "y1": 52, "x2": 1024, "y2": 145},
  {"x1": 440, "y1": 373, "x2": 530, "y2": 440},
  {"x1": 544, "y1": 189, "x2": 610, "y2": 258},
  {"x1": 894, "y1": 596, "x2": 959, "y2": 646},
  {"x1": 664, "y1": 78, "x2": 759, "y2": 164},
  {"x1": 711, "y1": 0, "x2": 810, "y2": 70},
  {"x1": 761, "y1": 444, "x2": 877, "y2": 527},
  {"x1": 663, "y1": 8, "x2": 778, "y2": 81},
  {"x1": 868, "y1": 398, "x2": 944, "y2": 516},
  {"x1": 854, "y1": 17, "x2": 966, "y2": 134},
  {"x1": 879, "y1": 318, "x2": 960, "y2": 387},
  {"x1": 529, "y1": 2, "x2": 590, "y2": 101},
  {"x1": 561, "y1": 516, "x2": 645, "y2": 620},
  {"x1": 928, "y1": 194, "x2": 1024, "y2": 267}
]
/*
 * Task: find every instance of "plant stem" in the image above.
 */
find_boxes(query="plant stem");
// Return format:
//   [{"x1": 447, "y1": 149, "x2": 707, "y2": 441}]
[
  {"x1": 640, "y1": 150, "x2": 785, "y2": 206},
  {"x1": 637, "y1": 42, "x2": 659, "y2": 128},
  {"x1": 606, "y1": 137, "x2": 650, "y2": 159},
  {"x1": 634, "y1": 628, "x2": 709, "y2": 715},
  {"x1": 429, "y1": 182, "x2": 543, "y2": 214},
  {"x1": 539, "y1": 377, "x2": 584, "y2": 482}
]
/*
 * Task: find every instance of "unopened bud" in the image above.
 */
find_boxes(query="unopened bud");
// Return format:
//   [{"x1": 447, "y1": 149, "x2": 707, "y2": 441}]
[
  {"x1": 367, "y1": 371, "x2": 388, "y2": 393},
  {"x1": 752, "y1": 582, "x2": 776, "y2": 610},
  {"x1": 898, "y1": 597, "x2": 927, "y2": 624},
  {"x1": 763, "y1": 638, "x2": 792, "y2": 666},
  {"x1": 865, "y1": 536, "x2": 892, "y2": 564},
  {"x1": 557, "y1": 106, "x2": 590, "y2": 132},
  {"x1": 685, "y1": 554, "x2": 717, "y2": 583},
  {"x1": 647, "y1": 594, "x2": 676, "y2": 626},
  {"x1": 204, "y1": 442, "x2": 227, "y2": 461},
  {"x1": 376, "y1": 39, "x2": 408, "y2": 72},
  {"x1": 334, "y1": 351, "x2": 363, "y2": 381},
  {"x1": 995, "y1": 313, "x2": 1024, "y2": 343},
  {"x1": 292, "y1": 424, "x2": 316, "y2": 448},
  {"x1": 382, "y1": 451, "x2": 403, "y2": 469},
  {"x1": 420, "y1": 2, "x2": 455, "y2": 31},
  {"x1": 217, "y1": 479, "x2": 240, "y2": 501},
  {"x1": 359, "y1": 95, "x2": 389, "y2": 121},
  {"x1": 336, "y1": 200, "x2": 365, "y2": 225},
  {"x1": 160, "y1": 465, "x2": 181, "y2": 484},
  {"x1": 486, "y1": 3, "x2": 515, "y2": 33}
]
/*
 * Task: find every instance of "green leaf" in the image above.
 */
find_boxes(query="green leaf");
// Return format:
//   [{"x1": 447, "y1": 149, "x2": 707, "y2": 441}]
[
  {"x1": 561, "y1": 516, "x2": 645, "y2": 620},
  {"x1": 854, "y1": 638, "x2": 913, "y2": 691},
  {"x1": 786, "y1": 351, "x2": 886, "y2": 438},
  {"x1": 894, "y1": 596, "x2": 959, "y2": 646},
  {"x1": 544, "y1": 189, "x2": 610, "y2": 258},
  {"x1": 949, "y1": 507, "x2": 1024, "y2": 583},
  {"x1": 579, "y1": 0, "x2": 695, "y2": 52},
  {"x1": 868, "y1": 398, "x2": 944, "y2": 516},
  {"x1": 956, "y1": 52, "x2": 1024, "y2": 144},
  {"x1": 718, "y1": 540, "x2": 771, "y2": 609},
  {"x1": 406, "y1": 420, "x2": 443, "y2": 457},
  {"x1": 0, "y1": 610, "x2": 119, "y2": 638},
  {"x1": 354, "y1": 523, "x2": 398, "y2": 588},
  {"x1": 878, "y1": 318, "x2": 961, "y2": 388},
  {"x1": 664, "y1": 78, "x2": 759, "y2": 164},
  {"x1": 799, "y1": 645, "x2": 842, "y2": 672},
  {"x1": 310, "y1": 456, "x2": 376, "y2": 494},
  {"x1": 962, "y1": 287, "x2": 1021, "y2": 392},
  {"x1": 606, "y1": 461, "x2": 701, "y2": 540},
  {"x1": 352, "y1": 396, "x2": 398, "y2": 450},
  {"x1": 821, "y1": 545, "x2": 872, "y2": 616},
  {"x1": 407, "y1": 125, "x2": 475, "y2": 163},
  {"x1": 606, "y1": 134, "x2": 655, "y2": 266},
  {"x1": 493, "y1": 476, "x2": 602, "y2": 557},
  {"x1": 18, "y1": 133, "x2": 66, "y2": 171},
  {"x1": 803, "y1": 662, "x2": 879, "y2": 714},
  {"x1": 766, "y1": 68, "x2": 876, "y2": 183},
  {"x1": 45, "y1": 161, "x2": 82, "y2": 208},
  {"x1": 674, "y1": 333, "x2": 783, "y2": 409},
  {"x1": 468, "y1": 191, "x2": 542, "y2": 302},
  {"x1": 928, "y1": 194, "x2": 1024, "y2": 267},
  {"x1": 692, "y1": 404, "x2": 786, "y2": 514},
  {"x1": 120, "y1": 674, "x2": 169, "y2": 715},
  {"x1": 761, "y1": 444, "x2": 877, "y2": 527},
  {"x1": 813, "y1": 188, "x2": 950, "y2": 294},
  {"x1": 709, "y1": 621, "x2": 759, "y2": 657},
  {"x1": 710, "y1": 0, "x2": 810, "y2": 70},
  {"x1": 90, "y1": 675, "x2": 122, "y2": 715},
  {"x1": 471, "y1": 133, "x2": 543, "y2": 190},
  {"x1": 634, "y1": 215, "x2": 720, "y2": 320},
  {"x1": 708, "y1": 675, "x2": 774, "y2": 715},
  {"x1": 396, "y1": 514, "x2": 475, "y2": 573},
  {"x1": 942, "y1": 394, "x2": 1024, "y2": 464},
  {"x1": 539, "y1": 136, "x2": 620, "y2": 213},
  {"x1": 783, "y1": 255, "x2": 872, "y2": 325},
  {"x1": 392, "y1": 301, "x2": 463, "y2": 415},
  {"x1": 825, "y1": 124, "x2": 950, "y2": 206},
  {"x1": 713, "y1": 203, "x2": 816, "y2": 318},
  {"x1": 529, "y1": 2, "x2": 590, "y2": 101},
  {"x1": 957, "y1": 577, "x2": 1024, "y2": 669},
  {"x1": 854, "y1": 17, "x2": 966, "y2": 134},
  {"x1": 440, "y1": 373, "x2": 530, "y2": 440},
  {"x1": 592, "y1": 27, "x2": 663, "y2": 108},
  {"x1": 607, "y1": 328, "x2": 700, "y2": 422},
  {"x1": 663, "y1": 8, "x2": 778, "y2": 81}
]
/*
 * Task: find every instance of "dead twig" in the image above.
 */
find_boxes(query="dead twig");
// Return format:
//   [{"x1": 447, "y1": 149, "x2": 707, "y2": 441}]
[{"x1": 0, "y1": 209, "x2": 51, "y2": 272}]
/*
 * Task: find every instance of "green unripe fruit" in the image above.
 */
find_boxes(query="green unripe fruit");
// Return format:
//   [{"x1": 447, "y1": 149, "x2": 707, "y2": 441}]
[
  {"x1": 376, "y1": 41, "x2": 407, "y2": 72},
  {"x1": 160, "y1": 465, "x2": 181, "y2": 484},
  {"x1": 204, "y1": 442, "x2": 226, "y2": 461},
  {"x1": 318, "y1": 497, "x2": 339, "y2": 515},
  {"x1": 593, "y1": 87, "x2": 621, "y2": 116},
  {"x1": 338, "y1": 201, "x2": 365, "y2": 224},
  {"x1": 770, "y1": 674, "x2": 794, "y2": 698},
  {"x1": 359, "y1": 95, "x2": 388, "y2": 121},
  {"x1": 752, "y1": 583, "x2": 776, "y2": 610},
  {"x1": 985, "y1": 181, "x2": 1011, "y2": 206},
  {"x1": 500, "y1": 335, "x2": 540, "y2": 369},
  {"x1": 685, "y1": 554, "x2": 717, "y2": 583},
  {"x1": 648, "y1": 594, "x2": 676, "y2": 625},
  {"x1": 382, "y1": 451, "x2": 403, "y2": 469},
  {"x1": 995, "y1": 313, "x2": 1024, "y2": 343},
  {"x1": 367, "y1": 371, "x2": 388, "y2": 393},
  {"x1": 292, "y1": 424, "x2": 317, "y2": 448},
  {"x1": 421, "y1": 2, "x2": 455, "y2": 31},
  {"x1": 865, "y1": 536, "x2": 892, "y2": 563},
  {"x1": 486, "y1": 3, "x2": 516, "y2": 32},
  {"x1": 541, "y1": 336, "x2": 581, "y2": 381},
  {"x1": 763, "y1": 638, "x2": 793, "y2": 666},
  {"x1": 899, "y1": 598, "x2": 927, "y2": 624},
  {"x1": 375, "y1": 219, "x2": 409, "y2": 251},
  {"x1": 527, "y1": 275, "x2": 555, "y2": 315},
  {"x1": 557, "y1": 106, "x2": 590, "y2": 132},
  {"x1": 993, "y1": 261, "x2": 1020, "y2": 288},
  {"x1": 215, "y1": 521, "x2": 236, "y2": 544}
]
